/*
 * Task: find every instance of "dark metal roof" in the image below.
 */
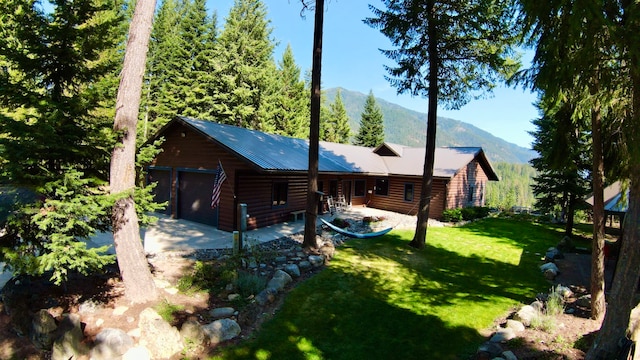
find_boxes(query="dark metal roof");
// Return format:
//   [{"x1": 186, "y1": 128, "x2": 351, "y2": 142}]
[{"x1": 174, "y1": 116, "x2": 498, "y2": 179}]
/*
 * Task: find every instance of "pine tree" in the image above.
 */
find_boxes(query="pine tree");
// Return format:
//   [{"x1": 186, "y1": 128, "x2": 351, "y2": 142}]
[
  {"x1": 140, "y1": 0, "x2": 185, "y2": 139},
  {"x1": 178, "y1": 0, "x2": 218, "y2": 119},
  {"x1": 273, "y1": 44, "x2": 309, "y2": 138},
  {"x1": 366, "y1": 0, "x2": 520, "y2": 249},
  {"x1": 529, "y1": 95, "x2": 591, "y2": 237},
  {"x1": 323, "y1": 89, "x2": 351, "y2": 143},
  {"x1": 212, "y1": 0, "x2": 277, "y2": 131},
  {"x1": 0, "y1": 0, "x2": 127, "y2": 283},
  {"x1": 354, "y1": 90, "x2": 385, "y2": 147}
]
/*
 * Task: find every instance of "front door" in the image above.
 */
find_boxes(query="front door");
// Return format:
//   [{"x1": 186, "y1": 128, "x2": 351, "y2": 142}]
[{"x1": 342, "y1": 180, "x2": 352, "y2": 205}]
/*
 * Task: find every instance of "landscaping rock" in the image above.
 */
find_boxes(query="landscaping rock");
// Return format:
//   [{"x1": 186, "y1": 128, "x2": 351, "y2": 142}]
[
  {"x1": 138, "y1": 307, "x2": 184, "y2": 359},
  {"x1": 203, "y1": 318, "x2": 241, "y2": 345},
  {"x1": 530, "y1": 300, "x2": 544, "y2": 312},
  {"x1": 122, "y1": 346, "x2": 152, "y2": 360},
  {"x1": 298, "y1": 260, "x2": 312, "y2": 271},
  {"x1": 51, "y1": 313, "x2": 87, "y2": 360},
  {"x1": 476, "y1": 341, "x2": 503, "y2": 359},
  {"x1": 308, "y1": 255, "x2": 324, "y2": 267},
  {"x1": 505, "y1": 319, "x2": 525, "y2": 333},
  {"x1": 255, "y1": 288, "x2": 277, "y2": 306},
  {"x1": 555, "y1": 285, "x2": 573, "y2": 299},
  {"x1": 209, "y1": 307, "x2": 235, "y2": 319},
  {"x1": 576, "y1": 294, "x2": 591, "y2": 308},
  {"x1": 545, "y1": 247, "x2": 564, "y2": 261},
  {"x1": 91, "y1": 328, "x2": 134, "y2": 360},
  {"x1": 266, "y1": 269, "x2": 292, "y2": 292},
  {"x1": 180, "y1": 319, "x2": 206, "y2": 344},
  {"x1": 490, "y1": 327, "x2": 516, "y2": 343},
  {"x1": 513, "y1": 305, "x2": 539, "y2": 327},
  {"x1": 502, "y1": 350, "x2": 518, "y2": 360},
  {"x1": 540, "y1": 262, "x2": 559, "y2": 273},
  {"x1": 284, "y1": 264, "x2": 301, "y2": 278},
  {"x1": 31, "y1": 309, "x2": 57, "y2": 350}
]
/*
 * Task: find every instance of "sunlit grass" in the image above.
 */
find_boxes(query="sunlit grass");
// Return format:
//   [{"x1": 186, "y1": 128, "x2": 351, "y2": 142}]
[{"x1": 213, "y1": 218, "x2": 561, "y2": 360}]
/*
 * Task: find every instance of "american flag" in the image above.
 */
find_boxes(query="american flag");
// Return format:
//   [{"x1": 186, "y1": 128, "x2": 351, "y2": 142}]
[{"x1": 211, "y1": 161, "x2": 227, "y2": 209}]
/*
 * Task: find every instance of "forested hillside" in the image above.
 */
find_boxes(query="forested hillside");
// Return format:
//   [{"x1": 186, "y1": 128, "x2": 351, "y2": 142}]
[
  {"x1": 325, "y1": 87, "x2": 537, "y2": 164},
  {"x1": 485, "y1": 162, "x2": 538, "y2": 210}
]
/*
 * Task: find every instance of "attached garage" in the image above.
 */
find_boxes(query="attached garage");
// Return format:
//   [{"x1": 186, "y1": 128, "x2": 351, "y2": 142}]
[
  {"x1": 147, "y1": 167, "x2": 172, "y2": 215},
  {"x1": 177, "y1": 170, "x2": 218, "y2": 227}
]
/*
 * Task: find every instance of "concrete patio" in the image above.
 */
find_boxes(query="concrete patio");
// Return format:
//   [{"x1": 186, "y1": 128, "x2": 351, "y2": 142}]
[{"x1": 0, "y1": 207, "x2": 416, "y2": 290}]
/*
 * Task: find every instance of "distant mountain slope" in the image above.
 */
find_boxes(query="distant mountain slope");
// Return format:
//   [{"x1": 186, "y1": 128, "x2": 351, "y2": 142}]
[{"x1": 324, "y1": 87, "x2": 536, "y2": 164}]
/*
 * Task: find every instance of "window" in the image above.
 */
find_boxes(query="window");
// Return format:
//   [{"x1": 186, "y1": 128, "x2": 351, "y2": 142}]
[
  {"x1": 318, "y1": 181, "x2": 324, "y2": 194},
  {"x1": 272, "y1": 182, "x2": 288, "y2": 207},
  {"x1": 354, "y1": 180, "x2": 366, "y2": 197},
  {"x1": 404, "y1": 183, "x2": 414, "y2": 202},
  {"x1": 374, "y1": 178, "x2": 389, "y2": 196},
  {"x1": 468, "y1": 185, "x2": 475, "y2": 203}
]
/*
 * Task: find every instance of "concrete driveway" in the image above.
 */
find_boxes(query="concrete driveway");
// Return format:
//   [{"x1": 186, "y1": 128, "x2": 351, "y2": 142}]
[{"x1": 0, "y1": 207, "x2": 416, "y2": 291}]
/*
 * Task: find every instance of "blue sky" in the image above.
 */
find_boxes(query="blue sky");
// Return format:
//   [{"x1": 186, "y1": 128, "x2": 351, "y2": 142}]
[{"x1": 208, "y1": 0, "x2": 539, "y2": 149}]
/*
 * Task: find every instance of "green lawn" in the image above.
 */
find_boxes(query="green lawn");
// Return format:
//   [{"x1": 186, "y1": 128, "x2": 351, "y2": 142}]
[{"x1": 213, "y1": 218, "x2": 566, "y2": 360}]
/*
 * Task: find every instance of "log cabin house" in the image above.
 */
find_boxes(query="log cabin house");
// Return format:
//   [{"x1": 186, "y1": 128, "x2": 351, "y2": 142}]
[{"x1": 147, "y1": 116, "x2": 499, "y2": 231}]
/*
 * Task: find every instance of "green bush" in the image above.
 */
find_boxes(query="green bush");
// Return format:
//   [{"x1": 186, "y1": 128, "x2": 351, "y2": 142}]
[
  {"x1": 442, "y1": 208, "x2": 462, "y2": 222},
  {"x1": 235, "y1": 271, "x2": 267, "y2": 298}
]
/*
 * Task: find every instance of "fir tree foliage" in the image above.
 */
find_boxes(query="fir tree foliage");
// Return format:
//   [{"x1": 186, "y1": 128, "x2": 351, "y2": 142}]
[
  {"x1": 2, "y1": 170, "x2": 116, "y2": 285},
  {"x1": 366, "y1": 0, "x2": 521, "y2": 249},
  {"x1": 212, "y1": 0, "x2": 277, "y2": 131},
  {"x1": 0, "y1": 0, "x2": 161, "y2": 285},
  {"x1": 322, "y1": 89, "x2": 351, "y2": 143},
  {"x1": 354, "y1": 90, "x2": 385, "y2": 147},
  {"x1": 529, "y1": 95, "x2": 591, "y2": 228},
  {"x1": 273, "y1": 44, "x2": 309, "y2": 138}
]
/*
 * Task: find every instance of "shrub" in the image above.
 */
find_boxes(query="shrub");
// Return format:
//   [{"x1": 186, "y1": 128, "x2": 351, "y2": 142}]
[
  {"x1": 235, "y1": 271, "x2": 267, "y2": 298},
  {"x1": 178, "y1": 260, "x2": 238, "y2": 293},
  {"x1": 442, "y1": 208, "x2": 462, "y2": 222}
]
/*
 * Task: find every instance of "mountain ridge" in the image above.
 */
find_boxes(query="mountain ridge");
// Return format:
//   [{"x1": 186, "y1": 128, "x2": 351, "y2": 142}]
[{"x1": 324, "y1": 87, "x2": 536, "y2": 164}]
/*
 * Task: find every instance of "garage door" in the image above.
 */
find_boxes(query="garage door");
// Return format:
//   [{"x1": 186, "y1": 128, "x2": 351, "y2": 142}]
[
  {"x1": 148, "y1": 168, "x2": 171, "y2": 215},
  {"x1": 177, "y1": 171, "x2": 218, "y2": 227}
]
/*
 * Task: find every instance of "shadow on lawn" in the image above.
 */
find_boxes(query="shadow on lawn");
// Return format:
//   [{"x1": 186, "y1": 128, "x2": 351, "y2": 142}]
[{"x1": 218, "y1": 219, "x2": 561, "y2": 360}]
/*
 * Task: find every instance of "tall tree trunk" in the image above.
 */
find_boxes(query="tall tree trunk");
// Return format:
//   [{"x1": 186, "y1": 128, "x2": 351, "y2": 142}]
[
  {"x1": 586, "y1": 61, "x2": 640, "y2": 360},
  {"x1": 410, "y1": 0, "x2": 437, "y2": 249},
  {"x1": 565, "y1": 192, "x2": 575, "y2": 237},
  {"x1": 110, "y1": 0, "x2": 158, "y2": 304},
  {"x1": 590, "y1": 90, "x2": 606, "y2": 321},
  {"x1": 303, "y1": 0, "x2": 323, "y2": 249}
]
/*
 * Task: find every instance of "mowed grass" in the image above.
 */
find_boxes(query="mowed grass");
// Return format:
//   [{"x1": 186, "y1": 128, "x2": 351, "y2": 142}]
[{"x1": 213, "y1": 218, "x2": 565, "y2": 360}]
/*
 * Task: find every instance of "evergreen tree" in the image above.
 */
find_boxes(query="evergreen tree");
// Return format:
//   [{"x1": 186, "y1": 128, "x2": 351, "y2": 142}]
[
  {"x1": 212, "y1": 0, "x2": 277, "y2": 131},
  {"x1": 0, "y1": 0, "x2": 127, "y2": 283},
  {"x1": 366, "y1": 0, "x2": 520, "y2": 249},
  {"x1": 178, "y1": 0, "x2": 218, "y2": 119},
  {"x1": 141, "y1": 0, "x2": 186, "y2": 139},
  {"x1": 273, "y1": 44, "x2": 309, "y2": 138},
  {"x1": 323, "y1": 89, "x2": 351, "y2": 143},
  {"x1": 529, "y1": 95, "x2": 591, "y2": 237},
  {"x1": 354, "y1": 90, "x2": 385, "y2": 147}
]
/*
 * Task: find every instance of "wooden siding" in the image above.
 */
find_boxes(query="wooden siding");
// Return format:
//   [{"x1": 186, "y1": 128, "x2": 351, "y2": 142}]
[
  {"x1": 151, "y1": 122, "x2": 254, "y2": 231},
  {"x1": 236, "y1": 173, "x2": 308, "y2": 230},
  {"x1": 367, "y1": 176, "x2": 448, "y2": 219},
  {"x1": 150, "y1": 121, "x2": 494, "y2": 231},
  {"x1": 445, "y1": 160, "x2": 489, "y2": 209}
]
